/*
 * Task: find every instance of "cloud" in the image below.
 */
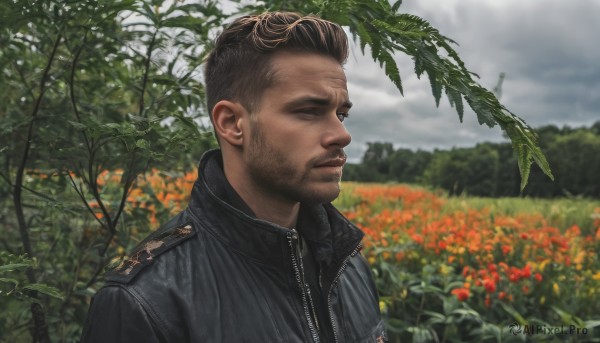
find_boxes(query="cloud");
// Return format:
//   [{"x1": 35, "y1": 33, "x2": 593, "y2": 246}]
[{"x1": 343, "y1": 0, "x2": 600, "y2": 161}]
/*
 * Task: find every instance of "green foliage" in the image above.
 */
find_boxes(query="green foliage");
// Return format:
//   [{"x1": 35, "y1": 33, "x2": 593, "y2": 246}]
[
  {"x1": 0, "y1": 253, "x2": 62, "y2": 301},
  {"x1": 1, "y1": 0, "x2": 219, "y2": 340}
]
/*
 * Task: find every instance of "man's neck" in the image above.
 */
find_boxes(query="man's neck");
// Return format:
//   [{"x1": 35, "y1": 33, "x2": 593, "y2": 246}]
[{"x1": 223, "y1": 161, "x2": 299, "y2": 230}]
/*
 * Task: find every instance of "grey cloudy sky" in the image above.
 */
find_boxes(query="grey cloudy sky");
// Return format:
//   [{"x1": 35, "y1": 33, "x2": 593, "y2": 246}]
[{"x1": 342, "y1": 0, "x2": 600, "y2": 161}]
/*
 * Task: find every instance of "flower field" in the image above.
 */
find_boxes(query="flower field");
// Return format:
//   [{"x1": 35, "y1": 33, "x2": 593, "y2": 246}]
[
  {"x1": 334, "y1": 183, "x2": 600, "y2": 342},
  {"x1": 110, "y1": 170, "x2": 600, "y2": 342}
]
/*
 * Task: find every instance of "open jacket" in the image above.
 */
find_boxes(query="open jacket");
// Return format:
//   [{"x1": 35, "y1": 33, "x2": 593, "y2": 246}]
[{"x1": 81, "y1": 150, "x2": 386, "y2": 342}]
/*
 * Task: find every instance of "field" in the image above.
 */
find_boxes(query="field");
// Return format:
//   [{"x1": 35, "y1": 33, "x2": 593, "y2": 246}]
[
  {"x1": 2, "y1": 170, "x2": 599, "y2": 342},
  {"x1": 334, "y1": 182, "x2": 600, "y2": 342}
]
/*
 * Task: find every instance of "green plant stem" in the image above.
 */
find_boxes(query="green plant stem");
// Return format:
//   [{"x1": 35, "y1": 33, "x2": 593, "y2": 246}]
[
  {"x1": 138, "y1": 29, "x2": 158, "y2": 117},
  {"x1": 69, "y1": 32, "x2": 92, "y2": 153},
  {"x1": 12, "y1": 28, "x2": 63, "y2": 343},
  {"x1": 415, "y1": 291, "x2": 426, "y2": 327}
]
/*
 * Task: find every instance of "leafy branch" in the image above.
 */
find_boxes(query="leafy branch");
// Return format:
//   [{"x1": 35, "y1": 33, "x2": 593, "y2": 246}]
[{"x1": 274, "y1": 0, "x2": 554, "y2": 190}]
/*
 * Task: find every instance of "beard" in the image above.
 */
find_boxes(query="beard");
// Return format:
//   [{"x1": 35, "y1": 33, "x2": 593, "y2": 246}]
[{"x1": 244, "y1": 121, "x2": 344, "y2": 205}]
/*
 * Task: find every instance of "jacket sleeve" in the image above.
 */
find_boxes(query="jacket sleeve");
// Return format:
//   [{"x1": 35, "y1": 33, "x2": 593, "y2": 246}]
[{"x1": 80, "y1": 285, "x2": 165, "y2": 343}]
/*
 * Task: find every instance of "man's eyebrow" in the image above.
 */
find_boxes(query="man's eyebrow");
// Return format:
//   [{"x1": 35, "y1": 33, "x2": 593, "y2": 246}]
[{"x1": 287, "y1": 96, "x2": 353, "y2": 109}]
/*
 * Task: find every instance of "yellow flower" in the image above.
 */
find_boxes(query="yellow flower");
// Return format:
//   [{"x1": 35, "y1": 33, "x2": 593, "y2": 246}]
[
  {"x1": 379, "y1": 301, "x2": 387, "y2": 312},
  {"x1": 592, "y1": 271, "x2": 600, "y2": 281},
  {"x1": 553, "y1": 283, "x2": 560, "y2": 296},
  {"x1": 540, "y1": 296, "x2": 546, "y2": 305},
  {"x1": 439, "y1": 264, "x2": 453, "y2": 276}
]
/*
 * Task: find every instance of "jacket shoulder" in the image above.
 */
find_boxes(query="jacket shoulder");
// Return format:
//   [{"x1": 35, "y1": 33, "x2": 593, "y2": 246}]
[{"x1": 105, "y1": 222, "x2": 197, "y2": 284}]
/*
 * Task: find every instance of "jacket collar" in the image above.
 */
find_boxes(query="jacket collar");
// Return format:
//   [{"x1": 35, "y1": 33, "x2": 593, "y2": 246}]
[{"x1": 188, "y1": 149, "x2": 364, "y2": 272}]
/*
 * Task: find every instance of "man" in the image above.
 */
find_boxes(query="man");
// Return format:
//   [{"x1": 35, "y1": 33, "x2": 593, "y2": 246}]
[{"x1": 81, "y1": 12, "x2": 385, "y2": 342}]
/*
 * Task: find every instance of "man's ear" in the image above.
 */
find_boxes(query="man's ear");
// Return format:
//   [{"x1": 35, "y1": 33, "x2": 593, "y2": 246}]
[{"x1": 212, "y1": 100, "x2": 247, "y2": 147}]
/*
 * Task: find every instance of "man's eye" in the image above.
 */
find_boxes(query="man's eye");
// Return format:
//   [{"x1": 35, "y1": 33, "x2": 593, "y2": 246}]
[{"x1": 337, "y1": 112, "x2": 349, "y2": 122}]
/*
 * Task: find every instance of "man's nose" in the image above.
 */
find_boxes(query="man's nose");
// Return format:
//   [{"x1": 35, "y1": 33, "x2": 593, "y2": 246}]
[{"x1": 321, "y1": 113, "x2": 352, "y2": 148}]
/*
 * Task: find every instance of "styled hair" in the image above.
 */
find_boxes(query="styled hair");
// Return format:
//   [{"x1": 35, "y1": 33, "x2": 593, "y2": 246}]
[{"x1": 204, "y1": 12, "x2": 349, "y2": 117}]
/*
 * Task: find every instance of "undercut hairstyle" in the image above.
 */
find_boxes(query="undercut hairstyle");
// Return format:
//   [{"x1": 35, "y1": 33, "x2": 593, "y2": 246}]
[{"x1": 204, "y1": 11, "x2": 349, "y2": 118}]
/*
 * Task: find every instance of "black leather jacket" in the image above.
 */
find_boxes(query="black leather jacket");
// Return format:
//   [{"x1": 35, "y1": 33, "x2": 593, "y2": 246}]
[{"x1": 81, "y1": 150, "x2": 385, "y2": 342}]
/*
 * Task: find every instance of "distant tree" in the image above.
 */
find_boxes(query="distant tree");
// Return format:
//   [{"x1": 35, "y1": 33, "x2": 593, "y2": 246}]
[
  {"x1": 494, "y1": 143, "x2": 520, "y2": 196},
  {"x1": 525, "y1": 127, "x2": 600, "y2": 197},
  {"x1": 389, "y1": 148, "x2": 432, "y2": 183},
  {"x1": 363, "y1": 142, "x2": 395, "y2": 176},
  {"x1": 463, "y1": 143, "x2": 500, "y2": 196}
]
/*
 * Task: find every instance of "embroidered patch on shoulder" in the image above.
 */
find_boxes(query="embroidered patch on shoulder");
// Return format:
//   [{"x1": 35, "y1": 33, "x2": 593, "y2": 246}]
[
  {"x1": 376, "y1": 333, "x2": 388, "y2": 343},
  {"x1": 105, "y1": 223, "x2": 196, "y2": 284}
]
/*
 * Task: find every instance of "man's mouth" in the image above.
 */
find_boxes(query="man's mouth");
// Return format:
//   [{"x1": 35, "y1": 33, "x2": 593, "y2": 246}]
[{"x1": 314, "y1": 156, "x2": 347, "y2": 168}]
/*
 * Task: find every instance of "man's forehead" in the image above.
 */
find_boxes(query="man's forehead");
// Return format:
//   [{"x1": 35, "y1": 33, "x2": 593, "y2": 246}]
[{"x1": 267, "y1": 51, "x2": 347, "y2": 82}]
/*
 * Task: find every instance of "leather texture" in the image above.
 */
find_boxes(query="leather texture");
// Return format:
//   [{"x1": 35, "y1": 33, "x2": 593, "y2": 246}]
[{"x1": 81, "y1": 149, "x2": 386, "y2": 343}]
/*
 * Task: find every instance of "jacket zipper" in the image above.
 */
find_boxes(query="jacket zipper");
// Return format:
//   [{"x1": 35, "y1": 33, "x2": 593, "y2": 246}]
[
  {"x1": 288, "y1": 230, "x2": 320, "y2": 343},
  {"x1": 326, "y1": 243, "x2": 362, "y2": 343}
]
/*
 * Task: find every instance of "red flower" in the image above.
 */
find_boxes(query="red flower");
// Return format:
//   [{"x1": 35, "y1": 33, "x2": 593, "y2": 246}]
[
  {"x1": 483, "y1": 278, "x2": 496, "y2": 293},
  {"x1": 534, "y1": 273, "x2": 543, "y2": 283},
  {"x1": 492, "y1": 271, "x2": 500, "y2": 283},
  {"x1": 521, "y1": 265, "x2": 531, "y2": 279},
  {"x1": 451, "y1": 288, "x2": 470, "y2": 302}
]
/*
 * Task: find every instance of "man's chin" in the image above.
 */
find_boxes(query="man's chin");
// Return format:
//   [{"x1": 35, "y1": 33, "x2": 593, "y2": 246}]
[{"x1": 300, "y1": 183, "x2": 341, "y2": 204}]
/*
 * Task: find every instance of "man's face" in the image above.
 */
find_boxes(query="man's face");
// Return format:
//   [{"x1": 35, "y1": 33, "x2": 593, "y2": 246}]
[{"x1": 243, "y1": 51, "x2": 352, "y2": 204}]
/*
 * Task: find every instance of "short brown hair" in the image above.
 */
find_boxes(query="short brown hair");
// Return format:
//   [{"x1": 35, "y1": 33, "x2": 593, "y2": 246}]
[{"x1": 204, "y1": 12, "x2": 348, "y2": 117}]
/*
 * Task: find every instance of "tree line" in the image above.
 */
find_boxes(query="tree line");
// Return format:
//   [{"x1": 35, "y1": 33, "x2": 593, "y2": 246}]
[{"x1": 344, "y1": 122, "x2": 600, "y2": 198}]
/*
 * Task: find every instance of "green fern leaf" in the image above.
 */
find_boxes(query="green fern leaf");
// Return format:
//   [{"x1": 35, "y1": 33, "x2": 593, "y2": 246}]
[
  {"x1": 379, "y1": 51, "x2": 403, "y2": 95},
  {"x1": 427, "y1": 70, "x2": 442, "y2": 107},
  {"x1": 446, "y1": 88, "x2": 464, "y2": 122}
]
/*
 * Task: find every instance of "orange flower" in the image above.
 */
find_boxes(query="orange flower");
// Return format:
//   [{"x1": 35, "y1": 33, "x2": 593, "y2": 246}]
[{"x1": 451, "y1": 287, "x2": 470, "y2": 302}]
